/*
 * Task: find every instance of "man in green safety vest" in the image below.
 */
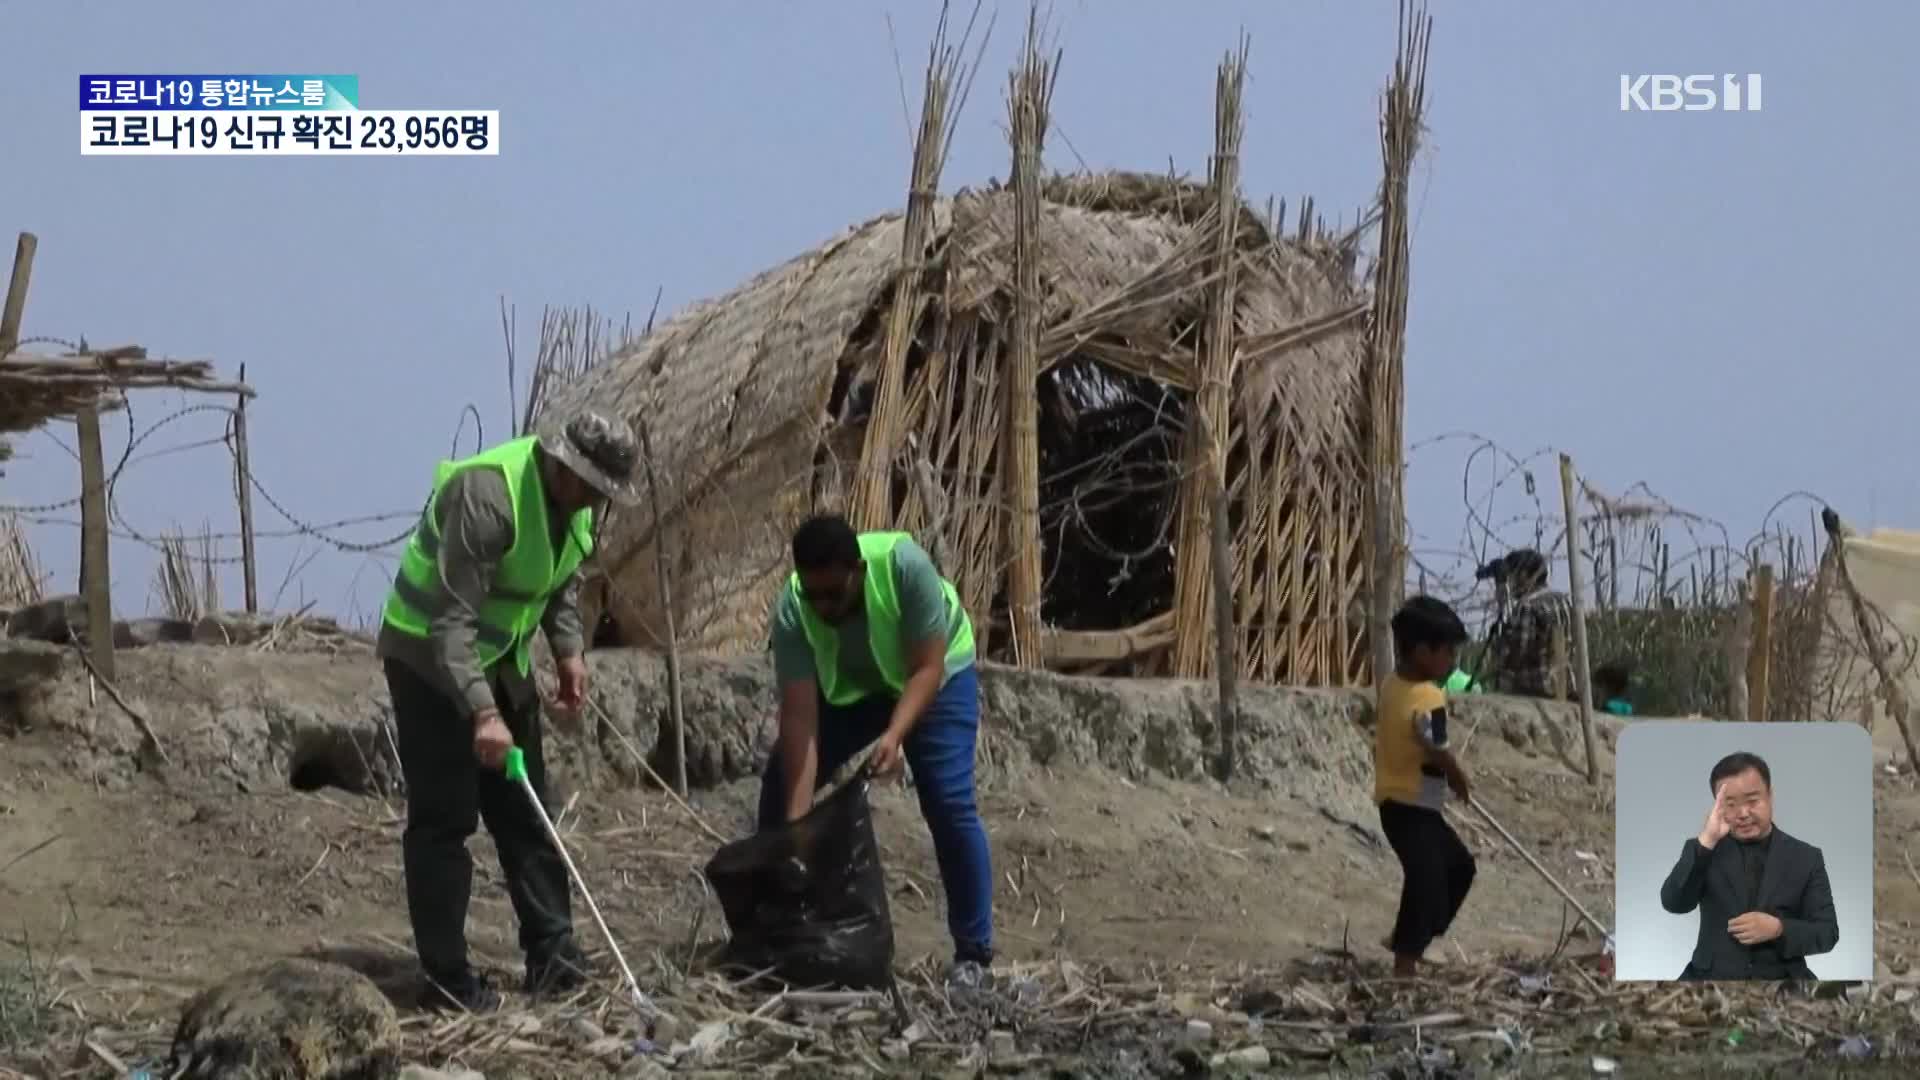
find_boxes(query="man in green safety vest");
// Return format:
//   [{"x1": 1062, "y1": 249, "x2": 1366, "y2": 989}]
[
  {"x1": 377, "y1": 410, "x2": 640, "y2": 1012},
  {"x1": 760, "y1": 514, "x2": 996, "y2": 989}
]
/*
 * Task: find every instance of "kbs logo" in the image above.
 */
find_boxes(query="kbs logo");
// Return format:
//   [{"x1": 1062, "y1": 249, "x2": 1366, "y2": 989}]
[{"x1": 1619, "y1": 74, "x2": 1763, "y2": 112}]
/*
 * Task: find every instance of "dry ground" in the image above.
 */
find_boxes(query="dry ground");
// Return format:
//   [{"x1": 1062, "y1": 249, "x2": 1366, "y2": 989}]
[{"x1": 4, "y1": 650, "x2": 1920, "y2": 1075}]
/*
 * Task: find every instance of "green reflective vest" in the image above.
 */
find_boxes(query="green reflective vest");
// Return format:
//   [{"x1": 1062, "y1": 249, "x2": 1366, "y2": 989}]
[
  {"x1": 790, "y1": 531, "x2": 975, "y2": 706},
  {"x1": 381, "y1": 436, "x2": 593, "y2": 676}
]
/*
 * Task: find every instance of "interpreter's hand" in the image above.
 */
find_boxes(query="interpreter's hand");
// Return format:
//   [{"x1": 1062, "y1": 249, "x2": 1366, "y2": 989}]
[
  {"x1": 869, "y1": 730, "x2": 907, "y2": 782},
  {"x1": 555, "y1": 655, "x2": 589, "y2": 711},
  {"x1": 1447, "y1": 768, "x2": 1470, "y2": 803},
  {"x1": 472, "y1": 708, "x2": 514, "y2": 770},
  {"x1": 1698, "y1": 788, "x2": 1731, "y2": 849},
  {"x1": 1728, "y1": 911, "x2": 1784, "y2": 945}
]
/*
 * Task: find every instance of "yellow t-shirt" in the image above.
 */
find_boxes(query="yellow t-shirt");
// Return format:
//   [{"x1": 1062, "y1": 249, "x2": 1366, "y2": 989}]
[{"x1": 1374, "y1": 673, "x2": 1451, "y2": 809}]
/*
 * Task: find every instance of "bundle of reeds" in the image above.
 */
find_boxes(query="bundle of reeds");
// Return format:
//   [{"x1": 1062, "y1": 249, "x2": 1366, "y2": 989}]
[{"x1": 0, "y1": 513, "x2": 43, "y2": 608}]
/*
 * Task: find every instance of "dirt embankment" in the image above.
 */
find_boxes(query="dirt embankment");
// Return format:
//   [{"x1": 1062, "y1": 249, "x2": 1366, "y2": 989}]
[
  {"x1": 0, "y1": 638, "x2": 1608, "y2": 807},
  {"x1": 0, "y1": 638, "x2": 1624, "y2": 969},
  {"x1": 15, "y1": 639, "x2": 1920, "y2": 1076}
]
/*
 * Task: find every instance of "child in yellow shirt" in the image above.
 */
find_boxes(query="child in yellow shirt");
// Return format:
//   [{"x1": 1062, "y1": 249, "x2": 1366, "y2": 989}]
[{"x1": 1375, "y1": 595, "x2": 1475, "y2": 977}]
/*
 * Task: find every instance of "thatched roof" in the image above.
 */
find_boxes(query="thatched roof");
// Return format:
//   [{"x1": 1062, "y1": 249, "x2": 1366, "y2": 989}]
[
  {"x1": 542, "y1": 169, "x2": 1369, "y2": 513},
  {"x1": 0, "y1": 346, "x2": 249, "y2": 435}
]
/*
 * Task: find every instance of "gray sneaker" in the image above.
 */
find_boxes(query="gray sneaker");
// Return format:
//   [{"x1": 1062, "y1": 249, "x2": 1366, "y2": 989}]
[{"x1": 946, "y1": 959, "x2": 992, "y2": 994}]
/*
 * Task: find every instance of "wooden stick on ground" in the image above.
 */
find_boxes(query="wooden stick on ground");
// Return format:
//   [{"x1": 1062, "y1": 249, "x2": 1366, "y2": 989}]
[
  {"x1": 1467, "y1": 794, "x2": 1611, "y2": 946},
  {"x1": 67, "y1": 642, "x2": 168, "y2": 766},
  {"x1": 586, "y1": 695, "x2": 725, "y2": 845}
]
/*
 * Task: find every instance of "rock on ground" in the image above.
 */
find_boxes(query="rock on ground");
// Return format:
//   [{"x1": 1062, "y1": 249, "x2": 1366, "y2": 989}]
[{"x1": 167, "y1": 958, "x2": 400, "y2": 1080}]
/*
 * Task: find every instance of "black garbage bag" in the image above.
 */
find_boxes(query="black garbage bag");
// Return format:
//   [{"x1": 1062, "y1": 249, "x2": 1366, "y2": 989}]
[{"x1": 703, "y1": 775, "x2": 896, "y2": 989}]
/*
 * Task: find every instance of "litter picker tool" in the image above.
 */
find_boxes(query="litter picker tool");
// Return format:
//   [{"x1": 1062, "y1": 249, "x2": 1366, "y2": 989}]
[
  {"x1": 1466, "y1": 794, "x2": 1615, "y2": 953},
  {"x1": 504, "y1": 746, "x2": 666, "y2": 1025}
]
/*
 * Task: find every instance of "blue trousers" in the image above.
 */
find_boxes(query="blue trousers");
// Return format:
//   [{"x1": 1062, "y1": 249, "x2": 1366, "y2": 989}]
[{"x1": 757, "y1": 664, "x2": 994, "y2": 964}]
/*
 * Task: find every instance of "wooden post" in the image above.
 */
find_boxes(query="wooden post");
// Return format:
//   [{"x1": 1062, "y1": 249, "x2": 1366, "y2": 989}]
[
  {"x1": 1824, "y1": 508, "x2": 1920, "y2": 767},
  {"x1": 1002, "y1": 18, "x2": 1052, "y2": 668},
  {"x1": 233, "y1": 362, "x2": 259, "y2": 613},
  {"x1": 1558, "y1": 454, "x2": 1599, "y2": 784},
  {"x1": 635, "y1": 418, "x2": 687, "y2": 797},
  {"x1": 1747, "y1": 563, "x2": 1775, "y2": 722},
  {"x1": 1606, "y1": 534, "x2": 1619, "y2": 609},
  {"x1": 75, "y1": 404, "x2": 115, "y2": 680},
  {"x1": 1209, "y1": 469, "x2": 1238, "y2": 780},
  {"x1": 0, "y1": 233, "x2": 36, "y2": 352},
  {"x1": 1725, "y1": 576, "x2": 1752, "y2": 722}
]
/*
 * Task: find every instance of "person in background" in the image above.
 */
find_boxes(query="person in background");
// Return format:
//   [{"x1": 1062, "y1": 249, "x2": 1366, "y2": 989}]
[
  {"x1": 759, "y1": 514, "x2": 995, "y2": 990},
  {"x1": 378, "y1": 410, "x2": 640, "y2": 1011},
  {"x1": 1375, "y1": 595, "x2": 1477, "y2": 978},
  {"x1": 1483, "y1": 548, "x2": 1575, "y2": 698},
  {"x1": 1593, "y1": 661, "x2": 1635, "y2": 716}
]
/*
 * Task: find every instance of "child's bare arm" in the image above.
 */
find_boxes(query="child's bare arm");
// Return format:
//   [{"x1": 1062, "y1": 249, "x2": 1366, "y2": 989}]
[{"x1": 1416, "y1": 705, "x2": 1471, "y2": 798}]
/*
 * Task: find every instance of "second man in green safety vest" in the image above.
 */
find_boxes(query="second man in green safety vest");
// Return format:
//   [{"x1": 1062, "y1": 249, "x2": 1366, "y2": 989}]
[
  {"x1": 377, "y1": 410, "x2": 640, "y2": 1012},
  {"x1": 760, "y1": 514, "x2": 996, "y2": 989}
]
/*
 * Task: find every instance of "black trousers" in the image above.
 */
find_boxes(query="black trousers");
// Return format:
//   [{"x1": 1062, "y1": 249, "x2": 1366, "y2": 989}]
[
  {"x1": 386, "y1": 657, "x2": 574, "y2": 981},
  {"x1": 1379, "y1": 799, "x2": 1476, "y2": 958}
]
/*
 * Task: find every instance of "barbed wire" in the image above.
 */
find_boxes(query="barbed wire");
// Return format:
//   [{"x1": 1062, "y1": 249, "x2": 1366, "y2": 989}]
[
  {"x1": 1, "y1": 394, "x2": 427, "y2": 563},
  {"x1": 3, "y1": 356, "x2": 1910, "y2": 724}
]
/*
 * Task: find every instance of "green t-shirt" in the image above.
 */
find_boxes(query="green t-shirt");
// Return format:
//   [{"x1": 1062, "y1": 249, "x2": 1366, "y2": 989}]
[{"x1": 769, "y1": 538, "x2": 973, "y2": 698}]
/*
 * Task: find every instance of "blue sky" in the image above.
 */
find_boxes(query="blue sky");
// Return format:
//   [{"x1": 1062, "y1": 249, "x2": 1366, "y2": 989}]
[{"x1": 2, "y1": 0, "x2": 1912, "y2": 625}]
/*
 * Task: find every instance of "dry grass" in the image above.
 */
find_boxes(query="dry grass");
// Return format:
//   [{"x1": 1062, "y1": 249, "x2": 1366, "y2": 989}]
[
  {"x1": 20, "y1": 940, "x2": 1915, "y2": 1076},
  {"x1": 151, "y1": 524, "x2": 219, "y2": 621},
  {"x1": 0, "y1": 515, "x2": 44, "y2": 609},
  {"x1": 502, "y1": 300, "x2": 634, "y2": 440}
]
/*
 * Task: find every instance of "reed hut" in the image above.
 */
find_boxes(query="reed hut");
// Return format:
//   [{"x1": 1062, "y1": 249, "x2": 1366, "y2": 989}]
[
  {"x1": 541, "y1": 12, "x2": 1428, "y2": 690},
  {"x1": 545, "y1": 168, "x2": 1387, "y2": 684}
]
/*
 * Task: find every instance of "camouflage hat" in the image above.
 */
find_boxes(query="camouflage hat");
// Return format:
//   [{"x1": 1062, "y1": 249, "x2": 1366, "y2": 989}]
[{"x1": 539, "y1": 410, "x2": 640, "y2": 505}]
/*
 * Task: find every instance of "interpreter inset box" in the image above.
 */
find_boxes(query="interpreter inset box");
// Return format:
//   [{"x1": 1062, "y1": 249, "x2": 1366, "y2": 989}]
[{"x1": 1613, "y1": 722, "x2": 1872, "y2": 982}]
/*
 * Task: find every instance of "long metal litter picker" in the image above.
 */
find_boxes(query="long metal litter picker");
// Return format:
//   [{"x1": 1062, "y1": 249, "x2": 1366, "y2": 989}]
[{"x1": 504, "y1": 746, "x2": 665, "y2": 1025}]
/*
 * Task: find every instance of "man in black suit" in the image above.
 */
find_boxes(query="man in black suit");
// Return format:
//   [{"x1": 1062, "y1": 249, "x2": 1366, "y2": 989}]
[{"x1": 1659, "y1": 751, "x2": 1838, "y2": 980}]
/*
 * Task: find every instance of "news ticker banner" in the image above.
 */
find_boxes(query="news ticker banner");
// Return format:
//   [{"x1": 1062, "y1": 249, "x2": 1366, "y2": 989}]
[{"x1": 79, "y1": 74, "x2": 498, "y2": 156}]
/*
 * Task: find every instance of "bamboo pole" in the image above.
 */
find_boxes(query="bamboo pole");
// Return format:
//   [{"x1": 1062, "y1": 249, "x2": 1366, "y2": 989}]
[
  {"x1": 0, "y1": 232, "x2": 35, "y2": 352},
  {"x1": 1363, "y1": 3, "x2": 1431, "y2": 690},
  {"x1": 1169, "y1": 40, "x2": 1247, "y2": 680},
  {"x1": 1207, "y1": 41, "x2": 1247, "y2": 778},
  {"x1": 1002, "y1": 10, "x2": 1053, "y2": 668},
  {"x1": 1747, "y1": 563, "x2": 1774, "y2": 723},
  {"x1": 1558, "y1": 453, "x2": 1599, "y2": 784},
  {"x1": 233, "y1": 362, "x2": 259, "y2": 613},
  {"x1": 848, "y1": 3, "x2": 983, "y2": 532},
  {"x1": 75, "y1": 404, "x2": 115, "y2": 680}
]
